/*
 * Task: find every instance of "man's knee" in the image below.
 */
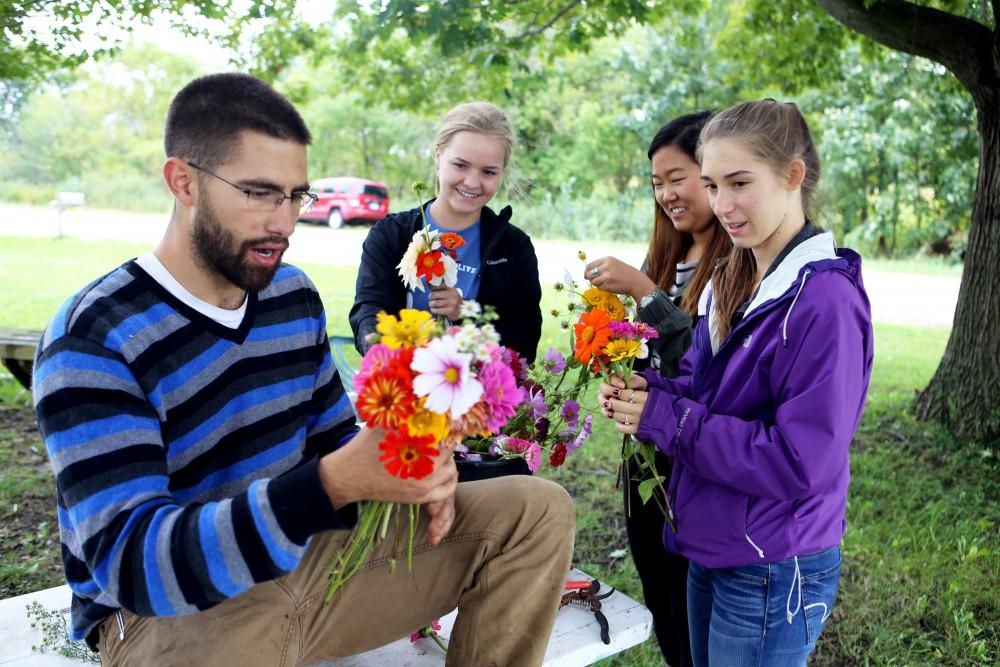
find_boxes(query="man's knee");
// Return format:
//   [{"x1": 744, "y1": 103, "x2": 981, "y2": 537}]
[{"x1": 488, "y1": 475, "x2": 575, "y2": 536}]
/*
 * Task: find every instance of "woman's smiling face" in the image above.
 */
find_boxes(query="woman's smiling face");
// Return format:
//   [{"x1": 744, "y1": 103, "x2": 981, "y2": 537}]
[
  {"x1": 650, "y1": 143, "x2": 715, "y2": 235},
  {"x1": 434, "y1": 131, "x2": 505, "y2": 219}
]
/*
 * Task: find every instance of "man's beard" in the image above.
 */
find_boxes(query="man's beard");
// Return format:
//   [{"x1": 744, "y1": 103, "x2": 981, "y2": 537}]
[{"x1": 191, "y1": 201, "x2": 285, "y2": 293}]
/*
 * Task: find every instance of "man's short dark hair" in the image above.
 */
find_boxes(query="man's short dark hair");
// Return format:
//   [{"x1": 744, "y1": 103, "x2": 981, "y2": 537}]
[{"x1": 165, "y1": 73, "x2": 311, "y2": 169}]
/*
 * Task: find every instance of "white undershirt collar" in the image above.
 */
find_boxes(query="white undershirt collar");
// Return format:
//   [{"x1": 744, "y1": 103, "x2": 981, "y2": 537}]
[{"x1": 135, "y1": 253, "x2": 247, "y2": 329}]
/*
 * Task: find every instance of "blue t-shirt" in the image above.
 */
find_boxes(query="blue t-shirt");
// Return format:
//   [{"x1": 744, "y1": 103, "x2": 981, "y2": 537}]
[{"x1": 408, "y1": 205, "x2": 481, "y2": 310}]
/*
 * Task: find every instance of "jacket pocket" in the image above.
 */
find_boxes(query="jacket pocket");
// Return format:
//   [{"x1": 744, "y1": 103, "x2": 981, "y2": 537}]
[{"x1": 673, "y1": 466, "x2": 751, "y2": 568}]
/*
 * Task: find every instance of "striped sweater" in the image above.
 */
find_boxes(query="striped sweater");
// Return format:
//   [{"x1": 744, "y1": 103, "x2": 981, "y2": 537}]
[{"x1": 32, "y1": 261, "x2": 359, "y2": 642}]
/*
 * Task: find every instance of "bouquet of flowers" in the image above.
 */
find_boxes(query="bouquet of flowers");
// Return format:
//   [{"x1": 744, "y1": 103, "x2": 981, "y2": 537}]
[
  {"x1": 396, "y1": 181, "x2": 466, "y2": 294},
  {"x1": 459, "y1": 283, "x2": 600, "y2": 472},
  {"x1": 327, "y1": 304, "x2": 522, "y2": 601},
  {"x1": 571, "y1": 253, "x2": 675, "y2": 531}
]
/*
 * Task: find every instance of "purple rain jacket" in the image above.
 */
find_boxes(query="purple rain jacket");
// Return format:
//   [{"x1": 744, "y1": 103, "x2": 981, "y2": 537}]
[{"x1": 636, "y1": 232, "x2": 874, "y2": 569}]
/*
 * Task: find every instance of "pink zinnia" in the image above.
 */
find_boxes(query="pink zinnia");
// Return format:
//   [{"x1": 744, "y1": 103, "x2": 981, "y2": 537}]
[
  {"x1": 478, "y1": 359, "x2": 523, "y2": 432},
  {"x1": 353, "y1": 343, "x2": 395, "y2": 393},
  {"x1": 634, "y1": 322, "x2": 659, "y2": 340},
  {"x1": 506, "y1": 437, "x2": 542, "y2": 472},
  {"x1": 609, "y1": 321, "x2": 638, "y2": 339}
]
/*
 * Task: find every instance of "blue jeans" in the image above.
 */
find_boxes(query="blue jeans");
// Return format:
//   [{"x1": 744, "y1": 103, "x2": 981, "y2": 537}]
[{"x1": 687, "y1": 546, "x2": 841, "y2": 667}]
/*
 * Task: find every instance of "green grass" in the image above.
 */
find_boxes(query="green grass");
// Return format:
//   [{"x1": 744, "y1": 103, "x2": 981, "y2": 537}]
[{"x1": 0, "y1": 235, "x2": 996, "y2": 664}]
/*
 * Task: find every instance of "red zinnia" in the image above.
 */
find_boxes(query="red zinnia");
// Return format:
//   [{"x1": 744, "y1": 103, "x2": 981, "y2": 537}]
[
  {"x1": 356, "y1": 371, "x2": 415, "y2": 430},
  {"x1": 549, "y1": 443, "x2": 568, "y2": 468},
  {"x1": 380, "y1": 428, "x2": 439, "y2": 479},
  {"x1": 416, "y1": 250, "x2": 446, "y2": 282},
  {"x1": 573, "y1": 308, "x2": 612, "y2": 364}
]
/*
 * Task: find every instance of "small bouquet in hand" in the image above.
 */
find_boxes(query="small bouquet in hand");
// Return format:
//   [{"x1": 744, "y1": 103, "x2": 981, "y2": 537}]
[
  {"x1": 397, "y1": 181, "x2": 465, "y2": 294},
  {"x1": 327, "y1": 304, "x2": 520, "y2": 601},
  {"x1": 572, "y1": 253, "x2": 674, "y2": 530}
]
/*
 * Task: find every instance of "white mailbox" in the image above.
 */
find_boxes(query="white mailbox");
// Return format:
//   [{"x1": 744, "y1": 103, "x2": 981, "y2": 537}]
[{"x1": 57, "y1": 191, "x2": 86, "y2": 208}]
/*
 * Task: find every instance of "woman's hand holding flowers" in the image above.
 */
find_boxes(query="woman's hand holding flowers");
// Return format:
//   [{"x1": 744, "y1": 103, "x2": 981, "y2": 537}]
[
  {"x1": 428, "y1": 285, "x2": 463, "y2": 320},
  {"x1": 585, "y1": 256, "x2": 657, "y2": 302},
  {"x1": 599, "y1": 374, "x2": 649, "y2": 436}
]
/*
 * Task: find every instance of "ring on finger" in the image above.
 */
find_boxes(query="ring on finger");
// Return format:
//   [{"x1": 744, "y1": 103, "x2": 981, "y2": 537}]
[
  {"x1": 624, "y1": 413, "x2": 630, "y2": 426},
  {"x1": 628, "y1": 391, "x2": 635, "y2": 404}
]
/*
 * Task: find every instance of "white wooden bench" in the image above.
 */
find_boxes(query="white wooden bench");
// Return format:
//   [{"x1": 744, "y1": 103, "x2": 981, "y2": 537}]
[{"x1": 0, "y1": 569, "x2": 651, "y2": 666}]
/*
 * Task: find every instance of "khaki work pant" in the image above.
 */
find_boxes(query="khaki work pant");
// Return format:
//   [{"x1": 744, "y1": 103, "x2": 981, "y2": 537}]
[{"x1": 98, "y1": 476, "x2": 575, "y2": 667}]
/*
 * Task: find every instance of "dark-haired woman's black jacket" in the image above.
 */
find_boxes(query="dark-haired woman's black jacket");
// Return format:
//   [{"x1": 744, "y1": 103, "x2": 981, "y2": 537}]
[{"x1": 349, "y1": 201, "x2": 542, "y2": 363}]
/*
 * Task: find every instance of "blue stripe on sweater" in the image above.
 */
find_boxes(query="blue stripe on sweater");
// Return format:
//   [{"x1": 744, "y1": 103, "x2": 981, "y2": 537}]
[
  {"x1": 157, "y1": 340, "x2": 232, "y2": 396},
  {"x1": 173, "y1": 430, "x2": 304, "y2": 504},
  {"x1": 247, "y1": 479, "x2": 300, "y2": 571},
  {"x1": 102, "y1": 302, "x2": 176, "y2": 349},
  {"x1": 245, "y1": 320, "x2": 318, "y2": 343},
  {"x1": 197, "y1": 503, "x2": 242, "y2": 598},
  {"x1": 33, "y1": 350, "x2": 135, "y2": 385},
  {"x1": 47, "y1": 414, "x2": 160, "y2": 453},
  {"x1": 143, "y1": 506, "x2": 177, "y2": 615},
  {"x1": 308, "y1": 392, "x2": 351, "y2": 433},
  {"x1": 167, "y1": 376, "x2": 314, "y2": 460}
]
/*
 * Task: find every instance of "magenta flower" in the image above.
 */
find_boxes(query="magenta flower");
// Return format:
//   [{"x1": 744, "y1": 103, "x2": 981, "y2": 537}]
[
  {"x1": 634, "y1": 322, "x2": 659, "y2": 340},
  {"x1": 479, "y1": 359, "x2": 523, "y2": 432},
  {"x1": 542, "y1": 347, "x2": 566, "y2": 373}
]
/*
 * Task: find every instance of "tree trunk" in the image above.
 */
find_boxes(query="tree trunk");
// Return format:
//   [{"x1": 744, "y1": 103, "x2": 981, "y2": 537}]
[
  {"x1": 914, "y1": 93, "x2": 1000, "y2": 443},
  {"x1": 814, "y1": 0, "x2": 1000, "y2": 442}
]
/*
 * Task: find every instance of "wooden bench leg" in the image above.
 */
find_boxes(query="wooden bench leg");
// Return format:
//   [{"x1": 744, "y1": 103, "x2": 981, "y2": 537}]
[{"x1": 2, "y1": 359, "x2": 33, "y2": 390}]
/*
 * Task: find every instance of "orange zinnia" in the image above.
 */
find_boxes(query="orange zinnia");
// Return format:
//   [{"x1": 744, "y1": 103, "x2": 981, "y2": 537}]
[
  {"x1": 379, "y1": 428, "x2": 439, "y2": 479},
  {"x1": 356, "y1": 371, "x2": 415, "y2": 431},
  {"x1": 574, "y1": 308, "x2": 612, "y2": 364},
  {"x1": 416, "y1": 250, "x2": 445, "y2": 282},
  {"x1": 438, "y1": 233, "x2": 466, "y2": 259}
]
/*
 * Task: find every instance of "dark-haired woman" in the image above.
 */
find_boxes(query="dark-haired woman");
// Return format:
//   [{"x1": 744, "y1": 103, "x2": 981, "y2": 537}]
[{"x1": 585, "y1": 112, "x2": 730, "y2": 667}]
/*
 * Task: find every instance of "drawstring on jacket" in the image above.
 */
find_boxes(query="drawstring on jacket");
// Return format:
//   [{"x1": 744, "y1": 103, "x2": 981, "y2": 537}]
[
  {"x1": 782, "y1": 270, "x2": 810, "y2": 348},
  {"x1": 786, "y1": 556, "x2": 802, "y2": 624}
]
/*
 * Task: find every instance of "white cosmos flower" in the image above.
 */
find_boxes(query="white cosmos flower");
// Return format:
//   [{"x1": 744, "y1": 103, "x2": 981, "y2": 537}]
[{"x1": 411, "y1": 336, "x2": 483, "y2": 419}]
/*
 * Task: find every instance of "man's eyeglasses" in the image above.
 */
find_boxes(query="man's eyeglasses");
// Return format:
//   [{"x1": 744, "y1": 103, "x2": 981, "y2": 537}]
[{"x1": 188, "y1": 162, "x2": 318, "y2": 212}]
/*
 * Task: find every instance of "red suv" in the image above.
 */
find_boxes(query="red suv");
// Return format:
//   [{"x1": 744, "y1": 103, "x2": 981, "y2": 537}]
[{"x1": 298, "y1": 177, "x2": 390, "y2": 228}]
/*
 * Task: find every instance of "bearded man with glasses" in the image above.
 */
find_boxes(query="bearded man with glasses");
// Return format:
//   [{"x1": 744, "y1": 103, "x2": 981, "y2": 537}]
[{"x1": 31, "y1": 73, "x2": 575, "y2": 667}]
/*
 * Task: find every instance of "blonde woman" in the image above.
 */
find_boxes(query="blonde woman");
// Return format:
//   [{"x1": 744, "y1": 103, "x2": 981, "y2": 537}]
[{"x1": 351, "y1": 102, "x2": 542, "y2": 362}]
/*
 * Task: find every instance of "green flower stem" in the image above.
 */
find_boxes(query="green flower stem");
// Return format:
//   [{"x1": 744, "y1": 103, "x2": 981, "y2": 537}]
[{"x1": 429, "y1": 632, "x2": 448, "y2": 653}]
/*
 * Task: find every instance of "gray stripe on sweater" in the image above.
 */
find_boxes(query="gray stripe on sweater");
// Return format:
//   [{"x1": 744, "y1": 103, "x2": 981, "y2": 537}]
[{"x1": 215, "y1": 497, "x2": 255, "y2": 591}]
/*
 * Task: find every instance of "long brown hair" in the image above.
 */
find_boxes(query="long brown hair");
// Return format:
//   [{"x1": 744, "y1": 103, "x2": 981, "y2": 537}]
[
  {"x1": 644, "y1": 112, "x2": 731, "y2": 316},
  {"x1": 698, "y1": 99, "x2": 821, "y2": 340}
]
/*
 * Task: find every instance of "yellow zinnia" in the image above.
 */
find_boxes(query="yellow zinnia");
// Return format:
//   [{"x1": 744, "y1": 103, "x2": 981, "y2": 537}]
[
  {"x1": 407, "y1": 400, "x2": 450, "y2": 443},
  {"x1": 376, "y1": 309, "x2": 435, "y2": 349},
  {"x1": 604, "y1": 338, "x2": 642, "y2": 362},
  {"x1": 582, "y1": 287, "x2": 626, "y2": 322}
]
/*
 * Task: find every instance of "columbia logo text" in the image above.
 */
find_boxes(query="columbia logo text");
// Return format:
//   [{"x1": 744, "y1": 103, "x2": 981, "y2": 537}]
[
  {"x1": 485, "y1": 257, "x2": 508, "y2": 265},
  {"x1": 675, "y1": 407, "x2": 692, "y2": 438}
]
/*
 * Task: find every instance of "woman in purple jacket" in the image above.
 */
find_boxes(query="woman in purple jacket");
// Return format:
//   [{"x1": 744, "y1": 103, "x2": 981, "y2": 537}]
[{"x1": 599, "y1": 99, "x2": 874, "y2": 666}]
